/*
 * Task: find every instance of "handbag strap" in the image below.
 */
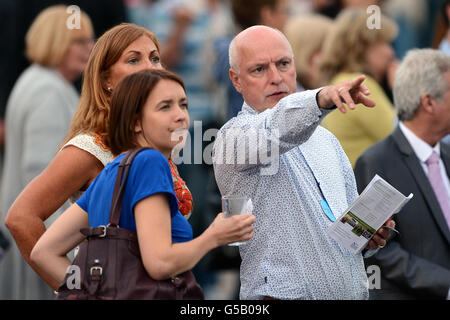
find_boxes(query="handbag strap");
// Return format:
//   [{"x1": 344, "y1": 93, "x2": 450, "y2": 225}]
[{"x1": 108, "y1": 147, "x2": 149, "y2": 227}]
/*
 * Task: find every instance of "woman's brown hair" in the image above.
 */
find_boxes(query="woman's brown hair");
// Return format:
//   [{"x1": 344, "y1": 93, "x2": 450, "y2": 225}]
[
  {"x1": 62, "y1": 23, "x2": 160, "y2": 147},
  {"x1": 108, "y1": 69, "x2": 185, "y2": 156}
]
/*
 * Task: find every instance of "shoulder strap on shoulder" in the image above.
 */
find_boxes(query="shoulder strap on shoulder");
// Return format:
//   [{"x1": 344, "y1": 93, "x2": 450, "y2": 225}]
[{"x1": 108, "y1": 147, "x2": 150, "y2": 227}]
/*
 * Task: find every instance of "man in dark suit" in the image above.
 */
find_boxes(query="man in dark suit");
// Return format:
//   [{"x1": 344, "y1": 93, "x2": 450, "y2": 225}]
[{"x1": 355, "y1": 49, "x2": 450, "y2": 300}]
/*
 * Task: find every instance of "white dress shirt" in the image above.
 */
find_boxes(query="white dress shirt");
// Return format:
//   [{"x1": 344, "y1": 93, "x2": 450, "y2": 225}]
[{"x1": 399, "y1": 122, "x2": 450, "y2": 201}]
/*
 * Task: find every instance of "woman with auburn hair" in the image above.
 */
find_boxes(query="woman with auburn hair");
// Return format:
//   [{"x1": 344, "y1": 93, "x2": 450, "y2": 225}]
[
  {"x1": 30, "y1": 69, "x2": 255, "y2": 298},
  {"x1": 0, "y1": 5, "x2": 94, "y2": 300},
  {"x1": 4, "y1": 23, "x2": 193, "y2": 297},
  {"x1": 319, "y1": 8, "x2": 398, "y2": 167}
]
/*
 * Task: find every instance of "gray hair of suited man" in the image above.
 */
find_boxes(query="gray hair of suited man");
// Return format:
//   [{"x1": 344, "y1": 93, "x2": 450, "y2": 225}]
[
  {"x1": 228, "y1": 26, "x2": 293, "y2": 74},
  {"x1": 394, "y1": 49, "x2": 450, "y2": 121}
]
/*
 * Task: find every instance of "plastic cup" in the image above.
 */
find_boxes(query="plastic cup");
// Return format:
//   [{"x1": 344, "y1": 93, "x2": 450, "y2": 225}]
[{"x1": 222, "y1": 195, "x2": 252, "y2": 246}]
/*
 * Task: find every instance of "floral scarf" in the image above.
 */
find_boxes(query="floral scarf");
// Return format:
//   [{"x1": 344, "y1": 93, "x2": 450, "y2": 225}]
[{"x1": 168, "y1": 160, "x2": 193, "y2": 219}]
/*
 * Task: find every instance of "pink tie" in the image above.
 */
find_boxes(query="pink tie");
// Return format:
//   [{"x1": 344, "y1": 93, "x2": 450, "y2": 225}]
[{"x1": 426, "y1": 151, "x2": 450, "y2": 230}]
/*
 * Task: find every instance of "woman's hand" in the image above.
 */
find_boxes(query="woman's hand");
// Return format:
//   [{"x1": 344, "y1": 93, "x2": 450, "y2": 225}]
[
  {"x1": 207, "y1": 212, "x2": 256, "y2": 247},
  {"x1": 136, "y1": 195, "x2": 255, "y2": 280}
]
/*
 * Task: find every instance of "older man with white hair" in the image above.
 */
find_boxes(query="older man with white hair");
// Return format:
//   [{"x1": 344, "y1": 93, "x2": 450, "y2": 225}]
[
  {"x1": 213, "y1": 25, "x2": 393, "y2": 300},
  {"x1": 355, "y1": 49, "x2": 450, "y2": 299}
]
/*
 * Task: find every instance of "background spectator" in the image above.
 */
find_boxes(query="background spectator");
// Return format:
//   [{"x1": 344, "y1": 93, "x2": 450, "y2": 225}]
[
  {"x1": 284, "y1": 14, "x2": 333, "y2": 91},
  {"x1": 0, "y1": 0, "x2": 126, "y2": 135},
  {"x1": 319, "y1": 8, "x2": 398, "y2": 167},
  {"x1": 439, "y1": 0, "x2": 450, "y2": 54},
  {"x1": 383, "y1": 0, "x2": 442, "y2": 59},
  {"x1": 355, "y1": 49, "x2": 450, "y2": 299},
  {"x1": 0, "y1": 5, "x2": 93, "y2": 300}
]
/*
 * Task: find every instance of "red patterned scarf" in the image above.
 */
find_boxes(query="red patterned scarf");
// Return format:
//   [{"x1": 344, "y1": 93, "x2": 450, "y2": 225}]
[{"x1": 168, "y1": 160, "x2": 193, "y2": 219}]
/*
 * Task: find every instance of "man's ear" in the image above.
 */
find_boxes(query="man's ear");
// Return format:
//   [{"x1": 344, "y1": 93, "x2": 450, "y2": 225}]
[
  {"x1": 229, "y1": 68, "x2": 242, "y2": 93},
  {"x1": 420, "y1": 94, "x2": 436, "y2": 114}
]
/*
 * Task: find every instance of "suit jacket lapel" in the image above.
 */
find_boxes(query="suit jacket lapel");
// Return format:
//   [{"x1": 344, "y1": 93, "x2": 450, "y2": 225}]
[
  {"x1": 439, "y1": 143, "x2": 450, "y2": 244},
  {"x1": 393, "y1": 127, "x2": 450, "y2": 244}
]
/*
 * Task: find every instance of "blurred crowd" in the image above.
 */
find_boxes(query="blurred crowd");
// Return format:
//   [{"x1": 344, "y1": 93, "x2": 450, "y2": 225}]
[{"x1": 0, "y1": 0, "x2": 448, "y2": 300}]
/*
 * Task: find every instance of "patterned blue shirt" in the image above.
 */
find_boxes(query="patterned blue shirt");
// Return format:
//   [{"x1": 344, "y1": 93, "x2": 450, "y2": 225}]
[{"x1": 213, "y1": 89, "x2": 369, "y2": 299}]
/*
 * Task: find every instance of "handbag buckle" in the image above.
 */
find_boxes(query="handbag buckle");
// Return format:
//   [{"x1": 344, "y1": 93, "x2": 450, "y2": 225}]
[
  {"x1": 98, "y1": 225, "x2": 107, "y2": 237},
  {"x1": 90, "y1": 266, "x2": 102, "y2": 276},
  {"x1": 171, "y1": 276, "x2": 182, "y2": 287}
]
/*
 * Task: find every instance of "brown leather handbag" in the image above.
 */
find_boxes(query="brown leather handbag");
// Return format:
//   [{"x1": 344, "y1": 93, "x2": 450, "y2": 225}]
[{"x1": 56, "y1": 147, "x2": 204, "y2": 300}]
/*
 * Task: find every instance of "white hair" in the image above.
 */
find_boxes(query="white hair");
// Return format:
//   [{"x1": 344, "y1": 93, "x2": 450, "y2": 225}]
[
  {"x1": 229, "y1": 36, "x2": 240, "y2": 73},
  {"x1": 228, "y1": 25, "x2": 293, "y2": 74},
  {"x1": 394, "y1": 49, "x2": 450, "y2": 121}
]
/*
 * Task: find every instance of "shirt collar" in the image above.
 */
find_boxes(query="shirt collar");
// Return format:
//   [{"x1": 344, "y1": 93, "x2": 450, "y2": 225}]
[
  {"x1": 241, "y1": 101, "x2": 259, "y2": 115},
  {"x1": 399, "y1": 121, "x2": 440, "y2": 163}
]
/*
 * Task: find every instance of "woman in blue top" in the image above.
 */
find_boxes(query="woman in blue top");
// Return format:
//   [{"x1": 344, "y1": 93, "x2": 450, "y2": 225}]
[{"x1": 31, "y1": 69, "x2": 255, "y2": 285}]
